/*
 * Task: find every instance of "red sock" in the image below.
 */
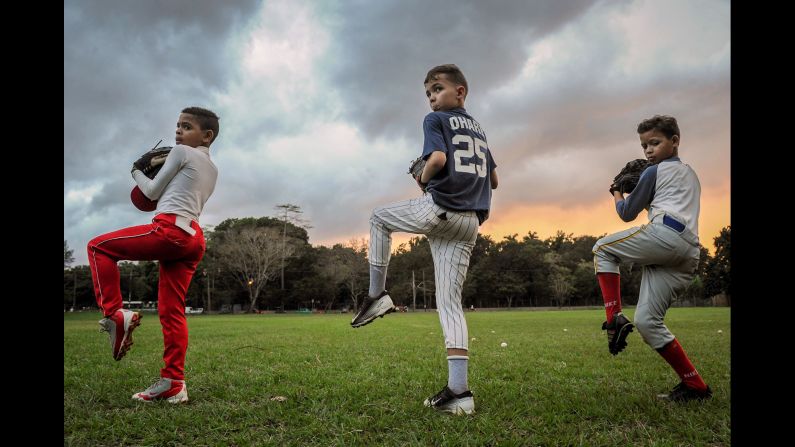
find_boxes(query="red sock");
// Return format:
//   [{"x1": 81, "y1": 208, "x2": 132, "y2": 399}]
[
  {"x1": 657, "y1": 339, "x2": 707, "y2": 391},
  {"x1": 597, "y1": 272, "x2": 621, "y2": 323}
]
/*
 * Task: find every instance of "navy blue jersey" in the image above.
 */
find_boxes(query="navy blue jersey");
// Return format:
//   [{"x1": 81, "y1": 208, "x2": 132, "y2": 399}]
[{"x1": 421, "y1": 108, "x2": 496, "y2": 220}]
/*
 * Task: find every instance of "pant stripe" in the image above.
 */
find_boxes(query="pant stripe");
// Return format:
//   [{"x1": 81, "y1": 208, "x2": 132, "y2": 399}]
[
  {"x1": 89, "y1": 228, "x2": 157, "y2": 314},
  {"x1": 370, "y1": 195, "x2": 477, "y2": 349},
  {"x1": 87, "y1": 214, "x2": 205, "y2": 380}
]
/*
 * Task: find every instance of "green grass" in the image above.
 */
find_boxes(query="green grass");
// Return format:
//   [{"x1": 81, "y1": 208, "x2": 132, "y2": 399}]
[{"x1": 64, "y1": 308, "x2": 730, "y2": 446}]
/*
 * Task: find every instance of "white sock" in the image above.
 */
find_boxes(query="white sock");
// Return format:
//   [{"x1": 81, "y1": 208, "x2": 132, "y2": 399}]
[
  {"x1": 447, "y1": 355, "x2": 469, "y2": 394},
  {"x1": 369, "y1": 264, "x2": 388, "y2": 298}
]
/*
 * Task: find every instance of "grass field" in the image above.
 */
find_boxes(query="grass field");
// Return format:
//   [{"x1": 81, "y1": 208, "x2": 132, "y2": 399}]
[{"x1": 64, "y1": 308, "x2": 730, "y2": 446}]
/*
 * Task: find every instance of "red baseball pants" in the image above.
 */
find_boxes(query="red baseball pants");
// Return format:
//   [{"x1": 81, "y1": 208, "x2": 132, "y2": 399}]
[{"x1": 87, "y1": 213, "x2": 205, "y2": 380}]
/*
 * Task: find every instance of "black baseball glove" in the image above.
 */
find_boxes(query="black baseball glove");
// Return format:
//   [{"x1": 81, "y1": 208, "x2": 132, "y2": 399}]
[
  {"x1": 408, "y1": 156, "x2": 428, "y2": 191},
  {"x1": 609, "y1": 158, "x2": 650, "y2": 194},
  {"x1": 132, "y1": 144, "x2": 172, "y2": 179},
  {"x1": 408, "y1": 156, "x2": 426, "y2": 178}
]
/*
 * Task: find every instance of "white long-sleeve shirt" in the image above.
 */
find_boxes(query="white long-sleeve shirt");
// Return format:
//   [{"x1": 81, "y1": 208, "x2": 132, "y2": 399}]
[{"x1": 132, "y1": 144, "x2": 218, "y2": 223}]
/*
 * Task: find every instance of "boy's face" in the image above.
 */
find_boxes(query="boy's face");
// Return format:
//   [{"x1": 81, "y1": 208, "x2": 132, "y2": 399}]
[
  {"x1": 175, "y1": 113, "x2": 213, "y2": 148},
  {"x1": 639, "y1": 129, "x2": 679, "y2": 164},
  {"x1": 424, "y1": 75, "x2": 465, "y2": 111}
]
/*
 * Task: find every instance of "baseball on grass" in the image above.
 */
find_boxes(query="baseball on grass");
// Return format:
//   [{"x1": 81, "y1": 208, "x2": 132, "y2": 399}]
[{"x1": 500, "y1": 342, "x2": 508, "y2": 347}]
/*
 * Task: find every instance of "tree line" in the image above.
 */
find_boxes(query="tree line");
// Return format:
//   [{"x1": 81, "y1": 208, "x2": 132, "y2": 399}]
[{"x1": 64, "y1": 218, "x2": 731, "y2": 312}]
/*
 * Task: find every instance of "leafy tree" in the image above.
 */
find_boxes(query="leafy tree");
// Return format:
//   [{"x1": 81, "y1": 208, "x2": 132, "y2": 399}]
[
  {"x1": 389, "y1": 236, "x2": 435, "y2": 309},
  {"x1": 520, "y1": 232, "x2": 550, "y2": 306},
  {"x1": 704, "y1": 226, "x2": 731, "y2": 303},
  {"x1": 209, "y1": 217, "x2": 310, "y2": 311},
  {"x1": 274, "y1": 204, "x2": 312, "y2": 291},
  {"x1": 316, "y1": 241, "x2": 368, "y2": 311},
  {"x1": 221, "y1": 226, "x2": 289, "y2": 312},
  {"x1": 496, "y1": 271, "x2": 528, "y2": 308},
  {"x1": 462, "y1": 234, "x2": 496, "y2": 308},
  {"x1": 63, "y1": 265, "x2": 95, "y2": 310},
  {"x1": 570, "y1": 260, "x2": 600, "y2": 306},
  {"x1": 544, "y1": 252, "x2": 575, "y2": 308},
  {"x1": 66, "y1": 220, "x2": 731, "y2": 311},
  {"x1": 64, "y1": 240, "x2": 75, "y2": 268}
]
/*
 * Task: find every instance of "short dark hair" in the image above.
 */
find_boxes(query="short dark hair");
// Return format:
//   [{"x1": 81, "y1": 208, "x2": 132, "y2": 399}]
[
  {"x1": 637, "y1": 115, "x2": 680, "y2": 140},
  {"x1": 182, "y1": 106, "x2": 220, "y2": 143},
  {"x1": 424, "y1": 64, "x2": 468, "y2": 95}
]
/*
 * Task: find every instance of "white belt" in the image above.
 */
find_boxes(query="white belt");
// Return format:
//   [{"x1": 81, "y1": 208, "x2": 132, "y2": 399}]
[{"x1": 174, "y1": 215, "x2": 197, "y2": 236}]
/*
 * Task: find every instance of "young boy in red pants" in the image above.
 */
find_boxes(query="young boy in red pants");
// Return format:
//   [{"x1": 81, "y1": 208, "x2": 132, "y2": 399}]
[{"x1": 87, "y1": 106, "x2": 219, "y2": 404}]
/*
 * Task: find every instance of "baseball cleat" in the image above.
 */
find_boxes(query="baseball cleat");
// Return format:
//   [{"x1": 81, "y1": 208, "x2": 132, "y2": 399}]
[
  {"x1": 602, "y1": 312, "x2": 634, "y2": 355},
  {"x1": 99, "y1": 309, "x2": 142, "y2": 361},
  {"x1": 423, "y1": 386, "x2": 475, "y2": 415},
  {"x1": 350, "y1": 291, "x2": 396, "y2": 328},
  {"x1": 132, "y1": 378, "x2": 188, "y2": 404},
  {"x1": 657, "y1": 382, "x2": 712, "y2": 402}
]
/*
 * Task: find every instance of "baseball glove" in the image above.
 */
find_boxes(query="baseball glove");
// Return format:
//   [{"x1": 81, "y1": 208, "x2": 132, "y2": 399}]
[
  {"x1": 408, "y1": 156, "x2": 428, "y2": 191},
  {"x1": 408, "y1": 155, "x2": 427, "y2": 179},
  {"x1": 609, "y1": 158, "x2": 650, "y2": 194},
  {"x1": 132, "y1": 144, "x2": 172, "y2": 179}
]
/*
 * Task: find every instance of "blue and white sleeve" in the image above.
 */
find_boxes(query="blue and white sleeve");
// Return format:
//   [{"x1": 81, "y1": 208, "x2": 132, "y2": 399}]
[{"x1": 616, "y1": 164, "x2": 657, "y2": 222}]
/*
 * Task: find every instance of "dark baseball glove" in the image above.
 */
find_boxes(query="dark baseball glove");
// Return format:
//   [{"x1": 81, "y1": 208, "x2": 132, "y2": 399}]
[
  {"x1": 408, "y1": 156, "x2": 428, "y2": 191},
  {"x1": 408, "y1": 156, "x2": 426, "y2": 179},
  {"x1": 609, "y1": 159, "x2": 650, "y2": 194},
  {"x1": 132, "y1": 144, "x2": 172, "y2": 179}
]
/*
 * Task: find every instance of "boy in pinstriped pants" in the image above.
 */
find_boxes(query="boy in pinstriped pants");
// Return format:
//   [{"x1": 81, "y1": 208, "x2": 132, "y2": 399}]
[{"x1": 351, "y1": 64, "x2": 498, "y2": 415}]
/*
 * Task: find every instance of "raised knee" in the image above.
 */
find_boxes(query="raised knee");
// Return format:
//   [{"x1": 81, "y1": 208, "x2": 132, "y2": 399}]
[
  {"x1": 87, "y1": 237, "x2": 100, "y2": 252},
  {"x1": 633, "y1": 313, "x2": 659, "y2": 337},
  {"x1": 592, "y1": 236, "x2": 610, "y2": 255}
]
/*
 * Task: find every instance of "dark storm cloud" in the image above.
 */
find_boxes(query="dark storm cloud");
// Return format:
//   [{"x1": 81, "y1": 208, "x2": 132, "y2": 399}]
[
  {"x1": 65, "y1": 0, "x2": 729, "y2": 264},
  {"x1": 64, "y1": 0, "x2": 260, "y2": 263},
  {"x1": 325, "y1": 0, "x2": 604, "y2": 141},
  {"x1": 322, "y1": 0, "x2": 728, "y2": 211},
  {"x1": 64, "y1": 0, "x2": 259, "y2": 181}
]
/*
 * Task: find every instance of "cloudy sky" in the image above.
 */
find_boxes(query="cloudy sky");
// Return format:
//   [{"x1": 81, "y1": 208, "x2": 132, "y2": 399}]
[{"x1": 64, "y1": 0, "x2": 730, "y2": 265}]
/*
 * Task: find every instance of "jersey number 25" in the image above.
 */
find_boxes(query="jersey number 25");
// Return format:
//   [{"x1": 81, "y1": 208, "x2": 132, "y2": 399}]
[{"x1": 452, "y1": 135, "x2": 488, "y2": 177}]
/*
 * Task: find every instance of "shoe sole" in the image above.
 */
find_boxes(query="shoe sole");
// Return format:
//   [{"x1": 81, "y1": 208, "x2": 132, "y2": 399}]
[
  {"x1": 424, "y1": 397, "x2": 476, "y2": 415},
  {"x1": 656, "y1": 393, "x2": 711, "y2": 402},
  {"x1": 132, "y1": 390, "x2": 189, "y2": 404},
  {"x1": 609, "y1": 322, "x2": 634, "y2": 355},
  {"x1": 656, "y1": 390, "x2": 712, "y2": 402},
  {"x1": 450, "y1": 406, "x2": 475, "y2": 415},
  {"x1": 167, "y1": 395, "x2": 189, "y2": 404},
  {"x1": 351, "y1": 297, "x2": 396, "y2": 328},
  {"x1": 114, "y1": 312, "x2": 142, "y2": 361},
  {"x1": 438, "y1": 406, "x2": 476, "y2": 415}
]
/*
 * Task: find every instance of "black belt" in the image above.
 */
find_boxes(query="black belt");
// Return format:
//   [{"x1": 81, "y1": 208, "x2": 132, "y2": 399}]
[{"x1": 662, "y1": 215, "x2": 685, "y2": 232}]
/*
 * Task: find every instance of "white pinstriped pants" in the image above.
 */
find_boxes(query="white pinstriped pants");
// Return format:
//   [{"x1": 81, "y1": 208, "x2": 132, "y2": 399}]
[{"x1": 369, "y1": 194, "x2": 479, "y2": 350}]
